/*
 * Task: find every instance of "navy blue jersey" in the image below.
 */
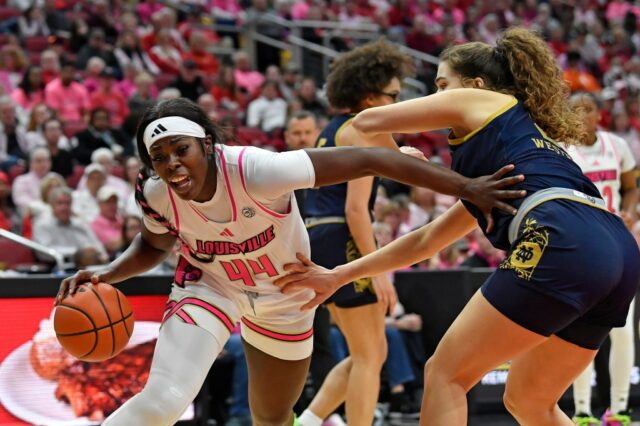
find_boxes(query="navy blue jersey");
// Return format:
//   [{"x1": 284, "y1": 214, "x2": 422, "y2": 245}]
[
  {"x1": 450, "y1": 97, "x2": 601, "y2": 250},
  {"x1": 305, "y1": 114, "x2": 379, "y2": 218}
]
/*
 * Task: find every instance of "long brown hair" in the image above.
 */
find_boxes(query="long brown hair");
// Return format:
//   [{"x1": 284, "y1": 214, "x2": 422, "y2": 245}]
[{"x1": 441, "y1": 27, "x2": 585, "y2": 145}]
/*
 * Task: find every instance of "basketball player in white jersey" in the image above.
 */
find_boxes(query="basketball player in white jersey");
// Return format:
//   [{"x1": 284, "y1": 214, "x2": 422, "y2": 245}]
[
  {"x1": 568, "y1": 92, "x2": 639, "y2": 426},
  {"x1": 56, "y1": 98, "x2": 525, "y2": 426}
]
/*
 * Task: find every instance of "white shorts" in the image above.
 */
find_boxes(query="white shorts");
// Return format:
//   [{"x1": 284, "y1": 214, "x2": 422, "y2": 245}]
[{"x1": 162, "y1": 283, "x2": 315, "y2": 361}]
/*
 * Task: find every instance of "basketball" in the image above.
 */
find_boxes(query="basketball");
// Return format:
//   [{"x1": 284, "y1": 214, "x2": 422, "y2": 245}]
[{"x1": 54, "y1": 283, "x2": 135, "y2": 362}]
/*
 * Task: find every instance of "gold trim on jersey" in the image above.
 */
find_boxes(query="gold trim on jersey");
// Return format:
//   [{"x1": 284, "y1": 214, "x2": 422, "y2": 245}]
[
  {"x1": 334, "y1": 117, "x2": 355, "y2": 147},
  {"x1": 448, "y1": 97, "x2": 518, "y2": 146}
]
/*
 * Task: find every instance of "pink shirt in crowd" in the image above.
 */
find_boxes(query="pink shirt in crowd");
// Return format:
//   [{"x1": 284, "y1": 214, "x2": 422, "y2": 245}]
[
  {"x1": 91, "y1": 214, "x2": 124, "y2": 247},
  {"x1": 234, "y1": 69, "x2": 264, "y2": 95},
  {"x1": 44, "y1": 79, "x2": 90, "y2": 122}
]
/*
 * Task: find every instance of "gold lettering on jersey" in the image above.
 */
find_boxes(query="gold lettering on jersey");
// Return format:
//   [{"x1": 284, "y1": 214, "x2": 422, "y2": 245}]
[
  {"x1": 531, "y1": 138, "x2": 571, "y2": 159},
  {"x1": 317, "y1": 138, "x2": 327, "y2": 148},
  {"x1": 195, "y1": 225, "x2": 276, "y2": 256},
  {"x1": 499, "y1": 217, "x2": 549, "y2": 280}
]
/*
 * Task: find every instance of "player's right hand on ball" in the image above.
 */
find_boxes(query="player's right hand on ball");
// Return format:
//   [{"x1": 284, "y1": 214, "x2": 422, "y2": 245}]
[{"x1": 55, "y1": 270, "x2": 111, "y2": 306}]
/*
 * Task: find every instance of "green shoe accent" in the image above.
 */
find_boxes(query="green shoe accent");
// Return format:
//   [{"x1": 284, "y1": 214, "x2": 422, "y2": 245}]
[{"x1": 572, "y1": 413, "x2": 601, "y2": 426}]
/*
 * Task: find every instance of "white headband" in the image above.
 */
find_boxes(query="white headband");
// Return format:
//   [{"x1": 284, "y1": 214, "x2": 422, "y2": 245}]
[{"x1": 142, "y1": 116, "x2": 206, "y2": 152}]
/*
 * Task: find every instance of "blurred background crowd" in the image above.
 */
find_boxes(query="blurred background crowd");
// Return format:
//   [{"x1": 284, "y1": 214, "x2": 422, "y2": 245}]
[
  {"x1": 0, "y1": 1, "x2": 640, "y2": 424},
  {"x1": 1, "y1": 0, "x2": 639, "y2": 274}
]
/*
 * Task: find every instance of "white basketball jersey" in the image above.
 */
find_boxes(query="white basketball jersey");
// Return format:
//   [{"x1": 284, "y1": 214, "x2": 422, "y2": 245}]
[
  {"x1": 142, "y1": 144, "x2": 315, "y2": 294},
  {"x1": 568, "y1": 130, "x2": 636, "y2": 213}
]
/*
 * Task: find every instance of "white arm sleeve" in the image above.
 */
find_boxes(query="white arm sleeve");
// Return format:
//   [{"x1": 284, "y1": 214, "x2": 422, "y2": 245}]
[{"x1": 242, "y1": 147, "x2": 316, "y2": 201}]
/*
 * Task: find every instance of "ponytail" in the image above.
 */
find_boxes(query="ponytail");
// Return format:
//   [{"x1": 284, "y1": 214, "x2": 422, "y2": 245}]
[
  {"x1": 497, "y1": 27, "x2": 585, "y2": 145},
  {"x1": 441, "y1": 27, "x2": 586, "y2": 145}
]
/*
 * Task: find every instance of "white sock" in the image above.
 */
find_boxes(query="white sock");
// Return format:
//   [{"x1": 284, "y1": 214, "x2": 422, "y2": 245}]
[
  {"x1": 610, "y1": 300, "x2": 635, "y2": 414},
  {"x1": 298, "y1": 410, "x2": 323, "y2": 426},
  {"x1": 573, "y1": 362, "x2": 594, "y2": 416}
]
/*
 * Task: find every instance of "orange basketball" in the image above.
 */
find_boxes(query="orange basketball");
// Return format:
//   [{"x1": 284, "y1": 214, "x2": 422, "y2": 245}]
[{"x1": 54, "y1": 283, "x2": 135, "y2": 362}]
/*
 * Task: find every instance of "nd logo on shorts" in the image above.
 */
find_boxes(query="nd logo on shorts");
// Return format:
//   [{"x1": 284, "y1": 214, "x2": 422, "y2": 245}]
[{"x1": 500, "y1": 218, "x2": 549, "y2": 281}]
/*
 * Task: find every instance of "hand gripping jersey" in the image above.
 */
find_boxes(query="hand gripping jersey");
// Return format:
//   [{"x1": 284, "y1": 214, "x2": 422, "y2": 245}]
[
  {"x1": 567, "y1": 130, "x2": 637, "y2": 213},
  {"x1": 140, "y1": 144, "x2": 315, "y2": 293}
]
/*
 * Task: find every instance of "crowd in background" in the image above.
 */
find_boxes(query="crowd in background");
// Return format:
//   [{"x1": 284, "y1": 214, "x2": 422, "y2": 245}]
[
  {"x1": 1, "y1": 0, "x2": 638, "y2": 273},
  {"x1": 1, "y1": 0, "x2": 640, "y2": 424}
]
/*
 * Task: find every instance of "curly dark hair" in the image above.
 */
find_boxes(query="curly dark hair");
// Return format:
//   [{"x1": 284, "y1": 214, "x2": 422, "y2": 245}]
[
  {"x1": 326, "y1": 38, "x2": 412, "y2": 111},
  {"x1": 135, "y1": 98, "x2": 222, "y2": 176}
]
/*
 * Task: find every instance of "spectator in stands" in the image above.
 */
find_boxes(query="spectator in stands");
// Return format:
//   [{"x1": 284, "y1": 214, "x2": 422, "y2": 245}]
[
  {"x1": 72, "y1": 108, "x2": 133, "y2": 165},
  {"x1": 378, "y1": 200, "x2": 411, "y2": 240},
  {"x1": 128, "y1": 72, "x2": 157, "y2": 113},
  {"x1": 118, "y1": 215, "x2": 142, "y2": 255},
  {"x1": 563, "y1": 50, "x2": 602, "y2": 93},
  {"x1": 233, "y1": 50, "x2": 264, "y2": 94},
  {"x1": 83, "y1": 56, "x2": 107, "y2": 94},
  {"x1": 149, "y1": 28, "x2": 184, "y2": 75},
  {"x1": 44, "y1": 57, "x2": 90, "y2": 123},
  {"x1": 197, "y1": 93, "x2": 218, "y2": 122},
  {"x1": 246, "y1": 80, "x2": 288, "y2": 133},
  {"x1": 0, "y1": 45, "x2": 28, "y2": 94},
  {"x1": 43, "y1": 0, "x2": 69, "y2": 37},
  {"x1": 25, "y1": 171, "x2": 67, "y2": 223},
  {"x1": 11, "y1": 146, "x2": 51, "y2": 213},
  {"x1": 405, "y1": 15, "x2": 438, "y2": 55},
  {"x1": 89, "y1": 67, "x2": 129, "y2": 128},
  {"x1": 85, "y1": 0, "x2": 118, "y2": 43},
  {"x1": 39, "y1": 49, "x2": 59, "y2": 84},
  {"x1": 77, "y1": 148, "x2": 130, "y2": 204},
  {"x1": 158, "y1": 87, "x2": 181, "y2": 101},
  {"x1": 611, "y1": 107, "x2": 640, "y2": 164},
  {"x1": 0, "y1": 95, "x2": 30, "y2": 165},
  {"x1": 72, "y1": 163, "x2": 106, "y2": 223},
  {"x1": 210, "y1": 64, "x2": 247, "y2": 112},
  {"x1": 284, "y1": 110, "x2": 319, "y2": 150},
  {"x1": 34, "y1": 186, "x2": 108, "y2": 263},
  {"x1": 17, "y1": 4, "x2": 50, "y2": 38},
  {"x1": 24, "y1": 103, "x2": 72, "y2": 150},
  {"x1": 0, "y1": 171, "x2": 13, "y2": 231},
  {"x1": 297, "y1": 77, "x2": 328, "y2": 120},
  {"x1": 136, "y1": 0, "x2": 165, "y2": 25},
  {"x1": 169, "y1": 60, "x2": 206, "y2": 102},
  {"x1": 114, "y1": 30, "x2": 160, "y2": 76},
  {"x1": 42, "y1": 118, "x2": 73, "y2": 178},
  {"x1": 182, "y1": 31, "x2": 220, "y2": 75},
  {"x1": 76, "y1": 28, "x2": 120, "y2": 73},
  {"x1": 11, "y1": 65, "x2": 45, "y2": 110},
  {"x1": 280, "y1": 63, "x2": 300, "y2": 102},
  {"x1": 91, "y1": 186, "x2": 123, "y2": 256},
  {"x1": 407, "y1": 186, "x2": 447, "y2": 229},
  {"x1": 122, "y1": 153, "x2": 139, "y2": 182}
]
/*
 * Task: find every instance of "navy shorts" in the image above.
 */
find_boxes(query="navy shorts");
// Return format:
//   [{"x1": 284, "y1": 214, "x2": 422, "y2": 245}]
[
  {"x1": 308, "y1": 223, "x2": 378, "y2": 308},
  {"x1": 484, "y1": 199, "x2": 640, "y2": 350}
]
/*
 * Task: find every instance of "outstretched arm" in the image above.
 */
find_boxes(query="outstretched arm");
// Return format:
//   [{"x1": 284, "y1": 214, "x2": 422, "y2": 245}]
[
  {"x1": 306, "y1": 146, "x2": 525, "y2": 231},
  {"x1": 275, "y1": 201, "x2": 478, "y2": 309}
]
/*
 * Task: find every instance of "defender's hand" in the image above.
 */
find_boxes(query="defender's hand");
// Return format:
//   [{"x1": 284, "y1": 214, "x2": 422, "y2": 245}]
[
  {"x1": 463, "y1": 164, "x2": 526, "y2": 233},
  {"x1": 275, "y1": 254, "x2": 346, "y2": 310}
]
